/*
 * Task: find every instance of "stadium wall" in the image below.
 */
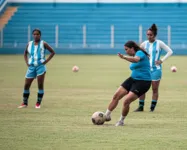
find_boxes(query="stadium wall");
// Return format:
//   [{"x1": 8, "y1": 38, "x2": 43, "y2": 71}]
[{"x1": 1, "y1": 1, "x2": 187, "y2": 55}]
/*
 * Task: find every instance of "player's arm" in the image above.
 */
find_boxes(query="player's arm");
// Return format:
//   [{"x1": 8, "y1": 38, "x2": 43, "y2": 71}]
[
  {"x1": 43, "y1": 42, "x2": 55, "y2": 65},
  {"x1": 160, "y1": 41, "x2": 173, "y2": 62},
  {"x1": 24, "y1": 44, "x2": 29, "y2": 66},
  {"x1": 118, "y1": 51, "x2": 143, "y2": 63},
  {"x1": 156, "y1": 41, "x2": 173, "y2": 65}
]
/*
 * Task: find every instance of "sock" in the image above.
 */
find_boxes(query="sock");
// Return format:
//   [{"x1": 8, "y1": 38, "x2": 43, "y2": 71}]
[
  {"x1": 139, "y1": 100, "x2": 144, "y2": 108},
  {"x1": 119, "y1": 115, "x2": 126, "y2": 122},
  {"x1": 105, "y1": 109, "x2": 111, "y2": 117},
  {"x1": 37, "y1": 90, "x2": 44, "y2": 105},
  {"x1": 23, "y1": 90, "x2": 30, "y2": 105},
  {"x1": 150, "y1": 100, "x2": 157, "y2": 111}
]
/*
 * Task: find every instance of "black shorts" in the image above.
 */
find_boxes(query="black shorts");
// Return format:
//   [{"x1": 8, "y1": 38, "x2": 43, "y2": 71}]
[{"x1": 121, "y1": 77, "x2": 151, "y2": 97}]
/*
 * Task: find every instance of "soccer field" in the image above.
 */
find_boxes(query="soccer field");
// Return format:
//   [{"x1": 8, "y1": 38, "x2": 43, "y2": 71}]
[{"x1": 0, "y1": 55, "x2": 187, "y2": 150}]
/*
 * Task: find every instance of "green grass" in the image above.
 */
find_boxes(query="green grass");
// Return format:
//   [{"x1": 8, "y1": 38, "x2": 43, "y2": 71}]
[{"x1": 0, "y1": 55, "x2": 187, "y2": 150}]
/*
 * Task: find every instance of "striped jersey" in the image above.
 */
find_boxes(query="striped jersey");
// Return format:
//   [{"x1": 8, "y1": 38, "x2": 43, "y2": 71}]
[
  {"x1": 27, "y1": 40, "x2": 46, "y2": 66},
  {"x1": 140, "y1": 40, "x2": 171, "y2": 71}
]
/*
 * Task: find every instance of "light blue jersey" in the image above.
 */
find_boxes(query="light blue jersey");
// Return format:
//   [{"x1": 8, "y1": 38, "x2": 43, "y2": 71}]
[
  {"x1": 27, "y1": 40, "x2": 46, "y2": 66},
  {"x1": 130, "y1": 50, "x2": 151, "y2": 81},
  {"x1": 25, "y1": 40, "x2": 46, "y2": 78},
  {"x1": 141, "y1": 40, "x2": 173, "y2": 81},
  {"x1": 141, "y1": 40, "x2": 163, "y2": 71}
]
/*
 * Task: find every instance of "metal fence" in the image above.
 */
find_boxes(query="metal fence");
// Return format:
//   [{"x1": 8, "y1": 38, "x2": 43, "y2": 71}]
[{"x1": 0, "y1": 24, "x2": 186, "y2": 49}]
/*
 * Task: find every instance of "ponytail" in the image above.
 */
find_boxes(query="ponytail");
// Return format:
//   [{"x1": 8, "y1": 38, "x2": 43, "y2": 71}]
[
  {"x1": 148, "y1": 23, "x2": 157, "y2": 36},
  {"x1": 124, "y1": 41, "x2": 149, "y2": 57}
]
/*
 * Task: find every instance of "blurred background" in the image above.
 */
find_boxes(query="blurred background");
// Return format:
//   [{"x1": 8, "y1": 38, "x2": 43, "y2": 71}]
[{"x1": 0, "y1": 0, "x2": 187, "y2": 54}]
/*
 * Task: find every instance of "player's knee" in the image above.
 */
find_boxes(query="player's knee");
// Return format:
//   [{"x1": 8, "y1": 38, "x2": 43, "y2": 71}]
[
  {"x1": 123, "y1": 99, "x2": 130, "y2": 107},
  {"x1": 152, "y1": 88, "x2": 158, "y2": 94},
  {"x1": 112, "y1": 93, "x2": 120, "y2": 101}
]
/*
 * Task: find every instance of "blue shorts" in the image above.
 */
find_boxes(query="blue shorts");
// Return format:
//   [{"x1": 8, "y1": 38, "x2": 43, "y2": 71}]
[
  {"x1": 151, "y1": 69, "x2": 162, "y2": 81},
  {"x1": 25, "y1": 64, "x2": 46, "y2": 79}
]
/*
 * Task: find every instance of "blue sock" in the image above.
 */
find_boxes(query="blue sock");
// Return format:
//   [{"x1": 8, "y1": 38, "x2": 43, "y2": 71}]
[
  {"x1": 139, "y1": 100, "x2": 144, "y2": 107},
  {"x1": 150, "y1": 100, "x2": 157, "y2": 111},
  {"x1": 23, "y1": 90, "x2": 30, "y2": 105},
  {"x1": 37, "y1": 90, "x2": 44, "y2": 104}
]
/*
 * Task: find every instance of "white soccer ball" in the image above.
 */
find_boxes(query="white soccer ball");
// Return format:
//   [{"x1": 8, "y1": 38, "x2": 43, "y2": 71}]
[
  {"x1": 171, "y1": 66, "x2": 177, "y2": 72},
  {"x1": 72, "y1": 65, "x2": 79, "y2": 72},
  {"x1": 91, "y1": 111, "x2": 105, "y2": 125}
]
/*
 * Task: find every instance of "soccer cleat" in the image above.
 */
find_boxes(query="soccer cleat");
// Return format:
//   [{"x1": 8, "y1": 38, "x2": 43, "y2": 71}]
[
  {"x1": 134, "y1": 106, "x2": 144, "y2": 112},
  {"x1": 35, "y1": 103, "x2": 41, "y2": 109},
  {"x1": 18, "y1": 103, "x2": 27, "y2": 108},
  {"x1": 104, "y1": 115, "x2": 111, "y2": 122},
  {"x1": 150, "y1": 106, "x2": 156, "y2": 112},
  {"x1": 115, "y1": 121, "x2": 124, "y2": 126}
]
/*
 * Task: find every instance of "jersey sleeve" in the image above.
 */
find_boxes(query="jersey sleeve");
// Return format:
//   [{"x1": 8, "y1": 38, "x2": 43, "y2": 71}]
[
  {"x1": 159, "y1": 40, "x2": 173, "y2": 62},
  {"x1": 135, "y1": 51, "x2": 145, "y2": 60}
]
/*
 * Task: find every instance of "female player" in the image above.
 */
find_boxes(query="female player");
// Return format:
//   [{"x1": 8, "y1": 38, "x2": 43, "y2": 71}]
[
  {"x1": 134, "y1": 24, "x2": 173, "y2": 112},
  {"x1": 18, "y1": 29, "x2": 55, "y2": 109},
  {"x1": 104, "y1": 41, "x2": 151, "y2": 126}
]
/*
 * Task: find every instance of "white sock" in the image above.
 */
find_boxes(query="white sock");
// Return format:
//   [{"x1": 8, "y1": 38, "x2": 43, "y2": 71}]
[
  {"x1": 119, "y1": 115, "x2": 126, "y2": 122},
  {"x1": 105, "y1": 109, "x2": 111, "y2": 116}
]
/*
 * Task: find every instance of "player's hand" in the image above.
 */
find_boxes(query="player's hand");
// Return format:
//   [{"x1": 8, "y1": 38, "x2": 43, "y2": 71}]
[
  {"x1": 118, "y1": 53, "x2": 125, "y2": 59},
  {"x1": 26, "y1": 63, "x2": 29, "y2": 67},
  {"x1": 155, "y1": 60, "x2": 162, "y2": 65},
  {"x1": 42, "y1": 61, "x2": 47, "y2": 65}
]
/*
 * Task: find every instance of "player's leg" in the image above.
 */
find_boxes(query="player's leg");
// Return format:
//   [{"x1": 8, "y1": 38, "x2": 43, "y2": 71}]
[
  {"x1": 150, "y1": 69, "x2": 162, "y2": 112},
  {"x1": 35, "y1": 65, "x2": 46, "y2": 108},
  {"x1": 150, "y1": 80, "x2": 160, "y2": 111},
  {"x1": 134, "y1": 70, "x2": 155, "y2": 112},
  {"x1": 116, "y1": 92, "x2": 138, "y2": 126},
  {"x1": 134, "y1": 94, "x2": 146, "y2": 112},
  {"x1": 104, "y1": 77, "x2": 132, "y2": 121},
  {"x1": 116, "y1": 80, "x2": 151, "y2": 126},
  {"x1": 18, "y1": 66, "x2": 35, "y2": 108},
  {"x1": 105, "y1": 86, "x2": 128, "y2": 120}
]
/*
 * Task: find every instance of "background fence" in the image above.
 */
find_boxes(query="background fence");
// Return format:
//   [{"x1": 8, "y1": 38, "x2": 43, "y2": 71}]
[{"x1": 0, "y1": 24, "x2": 179, "y2": 49}]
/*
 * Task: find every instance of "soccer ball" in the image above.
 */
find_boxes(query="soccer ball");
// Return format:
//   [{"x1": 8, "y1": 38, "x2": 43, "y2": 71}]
[
  {"x1": 171, "y1": 66, "x2": 177, "y2": 72},
  {"x1": 91, "y1": 111, "x2": 105, "y2": 125},
  {"x1": 72, "y1": 65, "x2": 79, "y2": 72}
]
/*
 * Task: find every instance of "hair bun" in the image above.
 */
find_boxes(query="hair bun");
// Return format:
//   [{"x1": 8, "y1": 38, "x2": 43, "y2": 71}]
[
  {"x1": 149, "y1": 23, "x2": 157, "y2": 36},
  {"x1": 151, "y1": 24, "x2": 157, "y2": 30}
]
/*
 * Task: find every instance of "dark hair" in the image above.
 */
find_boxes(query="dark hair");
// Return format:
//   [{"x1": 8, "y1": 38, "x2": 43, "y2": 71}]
[
  {"x1": 124, "y1": 41, "x2": 149, "y2": 57},
  {"x1": 148, "y1": 24, "x2": 157, "y2": 36},
  {"x1": 32, "y1": 28, "x2": 41, "y2": 35}
]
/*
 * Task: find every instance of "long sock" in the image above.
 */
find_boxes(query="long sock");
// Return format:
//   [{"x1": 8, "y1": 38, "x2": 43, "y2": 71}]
[
  {"x1": 139, "y1": 99, "x2": 144, "y2": 108},
  {"x1": 105, "y1": 109, "x2": 111, "y2": 117},
  {"x1": 119, "y1": 115, "x2": 126, "y2": 122},
  {"x1": 37, "y1": 90, "x2": 44, "y2": 105},
  {"x1": 150, "y1": 100, "x2": 157, "y2": 111},
  {"x1": 23, "y1": 90, "x2": 30, "y2": 105}
]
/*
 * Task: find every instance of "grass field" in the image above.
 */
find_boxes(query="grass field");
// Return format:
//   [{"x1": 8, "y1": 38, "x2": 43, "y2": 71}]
[{"x1": 0, "y1": 55, "x2": 187, "y2": 150}]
